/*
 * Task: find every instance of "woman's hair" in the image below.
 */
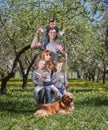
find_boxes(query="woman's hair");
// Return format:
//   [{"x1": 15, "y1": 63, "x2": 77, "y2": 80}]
[{"x1": 41, "y1": 50, "x2": 55, "y2": 70}]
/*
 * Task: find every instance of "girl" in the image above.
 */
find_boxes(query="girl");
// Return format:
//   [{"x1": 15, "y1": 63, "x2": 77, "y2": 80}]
[{"x1": 32, "y1": 59, "x2": 48, "y2": 105}]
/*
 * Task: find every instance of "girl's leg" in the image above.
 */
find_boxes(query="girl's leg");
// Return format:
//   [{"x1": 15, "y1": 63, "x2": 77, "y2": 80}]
[
  {"x1": 33, "y1": 89, "x2": 38, "y2": 105},
  {"x1": 45, "y1": 87, "x2": 52, "y2": 103},
  {"x1": 33, "y1": 86, "x2": 43, "y2": 105},
  {"x1": 38, "y1": 88, "x2": 45, "y2": 105}
]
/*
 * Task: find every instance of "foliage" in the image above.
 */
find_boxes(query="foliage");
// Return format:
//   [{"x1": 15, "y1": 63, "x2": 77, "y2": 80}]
[{"x1": 0, "y1": 0, "x2": 108, "y2": 92}]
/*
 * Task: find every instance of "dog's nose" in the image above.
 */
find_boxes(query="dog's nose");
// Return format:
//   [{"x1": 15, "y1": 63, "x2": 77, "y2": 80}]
[{"x1": 69, "y1": 98, "x2": 73, "y2": 102}]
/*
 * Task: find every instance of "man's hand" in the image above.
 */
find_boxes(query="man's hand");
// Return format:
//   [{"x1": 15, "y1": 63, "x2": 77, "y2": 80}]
[
  {"x1": 35, "y1": 27, "x2": 42, "y2": 35},
  {"x1": 56, "y1": 44, "x2": 63, "y2": 52}
]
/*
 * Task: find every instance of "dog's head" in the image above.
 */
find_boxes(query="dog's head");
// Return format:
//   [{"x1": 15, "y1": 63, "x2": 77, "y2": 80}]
[{"x1": 62, "y1": 92, "x2": 74, "y2": 107}]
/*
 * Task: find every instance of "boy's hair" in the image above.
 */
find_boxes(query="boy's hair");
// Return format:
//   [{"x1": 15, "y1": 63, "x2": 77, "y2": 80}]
[
  {"x1": 49, "y1": 18, "x2": 56, "y2": 23},
  {"x1": 56, "y1": 60, "x2": 63, "y2": 66}
]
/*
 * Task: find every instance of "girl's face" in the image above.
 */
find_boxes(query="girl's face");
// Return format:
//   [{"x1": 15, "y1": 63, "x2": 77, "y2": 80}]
[
  {"x1": 44, "y1": 53, "x2": 51, "y2": 61},
  {"x1": 38, "y1": 60, "x2": 46, "y2": 70},
  {"x1": 56, "y1": 63, "x2": 63, "y2": 72}
]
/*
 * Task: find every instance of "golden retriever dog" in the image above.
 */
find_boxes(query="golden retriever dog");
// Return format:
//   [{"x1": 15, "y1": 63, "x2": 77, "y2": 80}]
[{"x1": 34, "y1": 92, "x2": 74, "y2": 116}]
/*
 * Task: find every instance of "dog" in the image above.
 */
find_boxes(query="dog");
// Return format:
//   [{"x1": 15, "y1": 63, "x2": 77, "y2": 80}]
[{"x1": 34, "y1": 92, "x2": 74, "y2": 116}]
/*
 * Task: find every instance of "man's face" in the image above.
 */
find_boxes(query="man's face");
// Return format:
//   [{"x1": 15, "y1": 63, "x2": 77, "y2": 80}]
[
  {"x1": 48, "y1": 29, "x2": 57, "y2": 40},
  {"x1": 49, "y1": 21, "x2": 56, "y2": 29}
]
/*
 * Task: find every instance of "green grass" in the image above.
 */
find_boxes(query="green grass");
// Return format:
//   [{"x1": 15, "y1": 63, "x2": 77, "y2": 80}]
[{"x1": 0, "y1": 79, "x2": 108, "y2": 130}]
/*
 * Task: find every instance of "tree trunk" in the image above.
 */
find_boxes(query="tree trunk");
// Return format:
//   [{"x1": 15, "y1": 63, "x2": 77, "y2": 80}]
[
  {"x1": 1, "y1": 72, "x2": 14, "y2": 95},
  {"x1": 102, "y1": 59, "x2": 106, "y2": 84},
  {"x1": 22, "y1": 74, "x2": 28, "y2": 89},
  {"x1": 96, "y1": 68, "x2": 100, "y2": 83},
  {"x1": 0, "y1": 44, "x2": 30, "y2": 94},
  {"x1": 102, "y1": 70, "x2": 106, "y2": 84}
]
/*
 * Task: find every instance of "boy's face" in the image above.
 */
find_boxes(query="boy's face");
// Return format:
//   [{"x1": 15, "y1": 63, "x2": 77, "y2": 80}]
[
  {"x1": 49, "y1": 21, "x2": 56, "y2": 29},
  {"x1": 56, "y1": 63, "x2": 63, "y2": 72}
]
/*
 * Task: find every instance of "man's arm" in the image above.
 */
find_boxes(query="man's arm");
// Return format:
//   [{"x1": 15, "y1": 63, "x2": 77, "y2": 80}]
[
  {"x1": 56, "y1": 44, "x2": 67, "y2": 58},
  {"x1": 30, "y1": 28, "x2": 42, "y2": 49}
]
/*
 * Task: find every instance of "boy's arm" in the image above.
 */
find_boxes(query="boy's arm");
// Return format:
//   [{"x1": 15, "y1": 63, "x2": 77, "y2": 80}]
[
  {"x1": 59, "y1": 27, "x2": 66, "y2": 36},
  {"x1": 30, "y1": 28, "x2": 42, "y2": 49},
  {"x1": 52, "y1": 73, "x2": 60, "y2": 83}
]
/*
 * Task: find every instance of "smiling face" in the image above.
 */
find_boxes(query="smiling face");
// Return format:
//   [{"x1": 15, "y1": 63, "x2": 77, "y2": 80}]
[
  {"x1": 38, "y1": 60, "x2": 46, "y2": 70},
  {"x1": 56, "y1": 62, "x2": 63, "y2": 72},
  {"x1": 41, "y1": 50, "x2": 52, "y2": 62},
  {"x1": 44, "y1": 52, "x2": 51, "y2": 62},
  {"x1": 49, "y1": 21, "x2": 56, "y2": 29},
  {"x1": 48, "y1": 29, "x2": 57, "y2": 41}
]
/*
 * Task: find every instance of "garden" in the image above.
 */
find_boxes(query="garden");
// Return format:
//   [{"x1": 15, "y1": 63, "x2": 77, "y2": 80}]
[{"x1": 0, "y1": 0, "x2": 108, "y2": 130}]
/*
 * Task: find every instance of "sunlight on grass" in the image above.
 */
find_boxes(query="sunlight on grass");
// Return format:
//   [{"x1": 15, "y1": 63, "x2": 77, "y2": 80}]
[{"x1": 0, "y1": 79, "x2": 108, "y2": 130}]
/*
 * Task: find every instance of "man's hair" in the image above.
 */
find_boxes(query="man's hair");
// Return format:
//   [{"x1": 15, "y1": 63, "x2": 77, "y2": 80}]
[{"x1": 47, "y1": 28, "x2": 57, "y2": 33}]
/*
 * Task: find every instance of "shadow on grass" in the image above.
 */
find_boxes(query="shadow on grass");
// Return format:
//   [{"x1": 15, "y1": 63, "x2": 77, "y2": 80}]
[{"x1": 0, "y1": 95, "x2": 35, "y2": 115}]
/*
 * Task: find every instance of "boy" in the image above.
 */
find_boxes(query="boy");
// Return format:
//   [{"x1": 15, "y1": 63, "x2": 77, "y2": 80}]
[{"x1": 52, "y1": 61, "x2": 69, "y2": 95}]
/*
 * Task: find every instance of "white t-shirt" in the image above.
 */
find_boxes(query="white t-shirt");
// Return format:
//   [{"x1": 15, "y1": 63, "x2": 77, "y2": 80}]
[{"x1": 40, "y1": 38, "x2": 64, "y2": 63}]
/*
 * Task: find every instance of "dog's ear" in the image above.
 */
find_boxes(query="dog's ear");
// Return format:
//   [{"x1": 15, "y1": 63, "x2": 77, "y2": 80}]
[
  {"x1": 60, "y1": 100, "x2": 65, "y2": 107},
  {"x1": 61, "y1": 94, "x2": 68, "y2": 105}
]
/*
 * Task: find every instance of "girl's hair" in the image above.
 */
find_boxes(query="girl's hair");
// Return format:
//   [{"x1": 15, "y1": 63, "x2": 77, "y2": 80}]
[{"x1": 41, "y1": 50, "x2": 55, "y2": 70}]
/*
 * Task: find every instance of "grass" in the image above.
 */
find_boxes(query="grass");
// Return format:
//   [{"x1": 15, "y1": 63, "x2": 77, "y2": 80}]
[{"x1": 0, "y1": 79, "x2": 108, "y2": 130}]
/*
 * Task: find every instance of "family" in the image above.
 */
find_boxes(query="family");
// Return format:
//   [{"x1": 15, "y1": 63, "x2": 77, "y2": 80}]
[{"x1": 31, "y1": 18, "x2": 69, "y2": 105}]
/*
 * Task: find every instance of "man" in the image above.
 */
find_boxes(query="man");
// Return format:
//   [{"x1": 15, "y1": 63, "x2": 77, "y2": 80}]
[{"x1": 31, "y1": 28, "x2": 66, "y2": 64}]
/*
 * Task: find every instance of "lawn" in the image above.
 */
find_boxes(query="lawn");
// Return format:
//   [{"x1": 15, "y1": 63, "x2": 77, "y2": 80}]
[{"x1": 0, "y1": 79, "x2": 108, "y2": 130}]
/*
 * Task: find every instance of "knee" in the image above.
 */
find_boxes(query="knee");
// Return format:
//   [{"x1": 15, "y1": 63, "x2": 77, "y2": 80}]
[{"x1": 45, "y1": 87, "x2": 51, "y2": 91}]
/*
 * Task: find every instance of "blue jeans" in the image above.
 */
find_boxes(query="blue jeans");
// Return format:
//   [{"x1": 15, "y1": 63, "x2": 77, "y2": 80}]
[
  {"x1": 38, "y1": 88, "x2": 45, "y2": 105},
  {"x1": 38, "y1": 87, "x2": 52, "y2": 104},
  {"x1": 44, "y1": 87, "x2": 52, "y2": 103},
  {"x1": 58, "y1": 88, "x2": 67, "y2": 95}
]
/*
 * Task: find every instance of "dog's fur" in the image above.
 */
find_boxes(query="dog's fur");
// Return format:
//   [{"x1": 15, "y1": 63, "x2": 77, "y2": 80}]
[{"x1": 34, "y1": 92, "x2": 74, "y2": 116}]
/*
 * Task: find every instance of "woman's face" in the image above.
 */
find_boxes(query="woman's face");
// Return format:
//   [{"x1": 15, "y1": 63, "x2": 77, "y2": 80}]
[
  {"x1": 44, "y1": 53, "x2": 51, "y2": 61},
  {"x1": 38, "y1": 60, "x2": 46, "y2": 70}
]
